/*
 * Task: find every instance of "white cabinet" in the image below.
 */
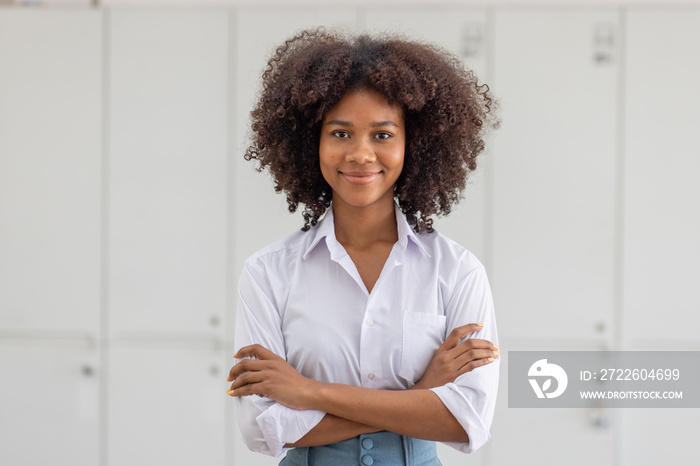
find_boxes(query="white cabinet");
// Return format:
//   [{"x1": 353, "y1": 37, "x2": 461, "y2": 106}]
[
  {"x1": 622, "y1": 9, "x2": 700, "y2": 346},
  {"x1": 489, "y1": 9, "x2": 619, "y2": 466},
  {"x1": 0, "y1": 10, "x2": 103, "y2": 466},
  {"x1": 363, "y1": 7, "x2": 491, "y2": 267},
  {"x1": 107, "y1": 345, "x2": 226, "y2": 466},
  {"x1": 620, "y1": 9, "x2": 700, "y2": 466},
  {"x1": 108, "y1": 10, "x2": 228, "y2": 339},
  {"x1": 491, "y1": 9, "x2": 619, "y2": 343},
  {"x1": 0, "y1": 10, "x2": 102, "y2": 336},
  {"x1": 0, "y1": 341, "x2": 100, "y2": 466},
  {"x1": 106, "y1": 12, "x2": 231, "y2": 465}
]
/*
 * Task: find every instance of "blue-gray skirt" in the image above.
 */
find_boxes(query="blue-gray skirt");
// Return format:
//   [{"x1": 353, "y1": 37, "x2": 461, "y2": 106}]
[{"x1": 279, "y1": 431, "x2": 442, "y2": 466}]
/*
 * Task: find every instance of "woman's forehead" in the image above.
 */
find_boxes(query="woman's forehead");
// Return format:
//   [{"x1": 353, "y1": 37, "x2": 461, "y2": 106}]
[{"x1": 323, "y1": 88, "x2": 403, "y2": 122}]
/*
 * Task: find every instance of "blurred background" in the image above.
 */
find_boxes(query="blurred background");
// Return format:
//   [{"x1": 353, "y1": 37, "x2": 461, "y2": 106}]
[{"x1": 1, "y1": 0, "x2": 699, "y2": 465}]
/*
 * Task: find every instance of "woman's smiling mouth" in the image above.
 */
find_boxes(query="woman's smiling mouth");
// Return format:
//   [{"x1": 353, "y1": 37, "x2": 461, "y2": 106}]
[{"x1": 340, "y1": 171, "x2": 381, "y2": 185}]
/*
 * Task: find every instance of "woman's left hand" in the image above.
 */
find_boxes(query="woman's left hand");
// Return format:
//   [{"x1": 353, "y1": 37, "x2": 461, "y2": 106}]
[
  {"x1": 226, "y1": 344, "x2": 317, "y2": 410},
  {"x1": 412, "y1": 323, "x2": 498, "y2": 390}
]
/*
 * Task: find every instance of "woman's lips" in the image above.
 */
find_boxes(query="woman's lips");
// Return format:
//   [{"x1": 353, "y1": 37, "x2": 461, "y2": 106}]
[{"x1": 340, "y1": 171, "x2": 381, "y2": 185}]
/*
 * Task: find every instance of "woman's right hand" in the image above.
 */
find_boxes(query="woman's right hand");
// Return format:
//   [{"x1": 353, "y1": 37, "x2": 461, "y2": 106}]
[{"x1": 412, "y1": 323, "x2": 499, "y2": 390}]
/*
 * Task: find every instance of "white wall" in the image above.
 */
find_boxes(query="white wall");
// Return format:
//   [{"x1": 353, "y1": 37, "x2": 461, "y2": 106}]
[{"x1": 1, "y1": 4, "x2": 699, "y2": 466}]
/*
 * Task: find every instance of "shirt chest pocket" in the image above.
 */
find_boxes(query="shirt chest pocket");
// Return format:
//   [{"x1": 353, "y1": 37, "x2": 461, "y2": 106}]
[{"x1": 398, "y1": 311, "x2": 447, "y2": 385}]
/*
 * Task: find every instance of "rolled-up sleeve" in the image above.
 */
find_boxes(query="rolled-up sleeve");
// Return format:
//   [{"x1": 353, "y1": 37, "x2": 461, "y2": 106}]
[
  {"x1": 234, "y1": 258, "x2": 325, "y2": 457},
  {"x1": 430, "y1": 261, "x2": 499, "y2": 453}
]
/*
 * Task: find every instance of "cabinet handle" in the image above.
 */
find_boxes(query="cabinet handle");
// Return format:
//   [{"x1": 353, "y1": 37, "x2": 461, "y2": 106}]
[
  {"x1": 588, "y1": 406, "x2": 610, "y2": 429},
  {"x1": 593, "y1": 23, "x2": 615, "y2": 64},
  {"x1": 460, "y1": 21, "x2": 484, "y2": 59}
]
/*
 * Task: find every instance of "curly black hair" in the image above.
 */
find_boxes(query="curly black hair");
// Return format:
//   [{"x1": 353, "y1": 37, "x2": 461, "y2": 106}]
[{"x1": 244, "y1": 28, "x2": 498, "y2": 232}]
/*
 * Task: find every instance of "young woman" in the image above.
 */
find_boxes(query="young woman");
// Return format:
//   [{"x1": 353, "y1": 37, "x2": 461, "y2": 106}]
[{"x1": 227, "y1": 29, "x2": 500, "y2": 465}]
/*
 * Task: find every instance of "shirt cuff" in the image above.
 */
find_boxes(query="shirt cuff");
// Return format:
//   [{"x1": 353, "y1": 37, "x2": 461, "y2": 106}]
[
  {"x1": 255, "y1": 403, "x2": 326, "y2": 457},
  {"x1": 430, "y1": 383, "x2": 491, "y2": 453}
]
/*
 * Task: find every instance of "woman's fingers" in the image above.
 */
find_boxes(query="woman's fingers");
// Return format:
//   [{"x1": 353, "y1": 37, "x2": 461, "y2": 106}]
[
  {"x1": 225, "y1": 347, "x2": 316, "y2": 409},
  {"x1": 440, "y1": 323, "x2": 485, "y2": 351},
  {"x1": 456, "y1": 347, "x2": 498, "y2": 364},
  {"x1": 227, "y1": 345, "x2": 283, "y2": 382},
  {"x1": 443, "y1": 333, "x2": 500, "y2": 378},
  {"x1": 227, "y1": 344, "x2": 283, "y2": 382},
  {"x1": 438, "y1": 348, "x2": 499, "y2": 379},
  {"x1": 455, "y1": 352, "x2": 499, "y2": 376},
  {"x1": 234, "y1": 343, "x2": 282, "y2": 361},
  {"x1": 454, "y1": 338, "x2": 498, "y2": 351},
  {"x1": 441, "y1": 323, "x2": 498, "y2": 350},
  {"x1": 452, "y1": 341, "x2": 499, "y2": 363},
  {"x1": 228, "y1": 368, "x2": 266, "y2": 394},
  {"x1": 228, "y1": 357, "x2": 266, "y2": 381}
]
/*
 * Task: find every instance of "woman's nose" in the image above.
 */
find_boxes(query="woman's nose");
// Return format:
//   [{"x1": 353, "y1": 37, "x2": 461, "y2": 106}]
[{"x1": 346, "y1": 138, "x2": 376, "y2": 164}]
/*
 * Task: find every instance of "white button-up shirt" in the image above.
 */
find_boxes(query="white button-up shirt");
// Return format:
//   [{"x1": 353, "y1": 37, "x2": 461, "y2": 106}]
[{"x1": 234, "y1": 204, "x2": 499, "y2": 457}]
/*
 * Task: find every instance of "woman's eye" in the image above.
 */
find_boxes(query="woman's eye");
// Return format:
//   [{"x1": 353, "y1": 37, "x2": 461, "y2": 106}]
[
  {"x1": 374, "y1": 132, "x2": 391, "y2": 140},
  {"x1": 332, "y1": 130, "x2": 350, "y2": 138}
]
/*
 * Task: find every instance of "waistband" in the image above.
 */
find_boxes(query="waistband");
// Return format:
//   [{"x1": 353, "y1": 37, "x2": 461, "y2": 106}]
[{"x1": 279, "y1": 431, "x2": 442, "y2": 466}]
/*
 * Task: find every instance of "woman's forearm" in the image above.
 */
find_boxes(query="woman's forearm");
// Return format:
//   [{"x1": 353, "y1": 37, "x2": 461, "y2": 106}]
[
  {"x1": 306, "y1": 383, "x2": 468, "y2": 443},
  {"x1": 284, "y1": 383, "x2": 465, "y2": 448},
  {"x1": 283, "y1": 413, "x2": 380, "y2": 448}
]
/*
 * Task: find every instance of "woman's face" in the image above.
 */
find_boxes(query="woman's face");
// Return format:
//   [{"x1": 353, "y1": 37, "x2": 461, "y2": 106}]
[{"x1": 319, "y1": 88, "x2": 405, "y2": 212}]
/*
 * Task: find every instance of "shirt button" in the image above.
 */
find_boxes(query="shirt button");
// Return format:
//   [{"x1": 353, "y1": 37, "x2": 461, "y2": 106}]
[
  {"x1": 361, "y1": 438, "x2": 374, "y2": 450},
  {"x1": 366, "y1": 319, "x2": 374, "y2": 327},
  {"x1": 361, "y1": 455, "x2": 374, "y2": 465},
  {"x1": 367, "y1": 373, "x2": 375, "y2": 380}
]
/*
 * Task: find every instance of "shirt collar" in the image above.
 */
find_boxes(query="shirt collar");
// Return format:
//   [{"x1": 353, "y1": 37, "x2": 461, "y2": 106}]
[{"x1": 302, "y1": 202, "x2": 432, "y2": 260}]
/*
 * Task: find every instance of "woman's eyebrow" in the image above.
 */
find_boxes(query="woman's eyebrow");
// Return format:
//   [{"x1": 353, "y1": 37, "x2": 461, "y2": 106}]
[
  {"x1": 325, "y1": 119, "x2": 353, "y2": 126},
  {"x1": 325, "y1": 120, "x2": 399, "y2": 127},
  {"x1": 371, "y1": 121, "x2": 400, "y2": 128}
]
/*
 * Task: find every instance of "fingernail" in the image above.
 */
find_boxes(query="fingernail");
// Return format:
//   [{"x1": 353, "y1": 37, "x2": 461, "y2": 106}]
[
  {"x1": 233, "y1": 352, "x2": 238, "y2": 358},
  {"x1": 226, "y1": 376, "x2": 232, "y2": 382},
  {"x1": 477, "y1": 323, "x2": 484, "y2": 327},
  {"x1": 493, "y1": 351, "x2": 500, "y2": 357},
  {"x1": 227, "y1": 390, "x2": 234, "y2": 396},
  {"x1": 488, "y1": 357, "x2": 494, "y2": 362},
  {"x1": 493, "y1": 344, "x2": 499, "y2": 349}
]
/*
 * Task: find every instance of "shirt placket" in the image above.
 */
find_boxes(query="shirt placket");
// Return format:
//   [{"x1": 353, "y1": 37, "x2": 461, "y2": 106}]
[{"x1": 358, "y1": 245, "x2": 405, "y2": 388}]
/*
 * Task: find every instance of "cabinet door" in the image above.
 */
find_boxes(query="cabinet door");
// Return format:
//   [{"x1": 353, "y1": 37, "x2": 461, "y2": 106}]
[
  {"x1": 622, "y1": 9, "x2": 700, "y2": 345},
  {"x1": 107, "y1": 346, "x2": 226, "y2": 466},
  {"x1": 0, "y1": 10, "x2": 101, "y2": 336},
  {"x1": 491, "y1": 9, "x2": 619, "y2": 342},
  {"x1": 0, "y1": 341, "x2": 100, "y2": 466},
  {"x1": 364, "y1": 8, "x2": 491, "y2": 267},
  {"x1": 109, "y1": 11, "x2": 228, "y2": 339},
  {"x1": 621, "y1": 9, "x2": 700, "y2": 465},
  {"x1": 491, "y1": 345, "x2": 615, "y2": 466},
  {"x1": 620, "y1": 409, "x2": 700, "y2": 465}
]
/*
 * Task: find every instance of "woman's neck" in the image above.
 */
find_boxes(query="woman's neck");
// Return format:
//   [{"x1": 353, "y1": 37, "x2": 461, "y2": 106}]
[{"x1": 332, "y1": 196, "x2": 398, "y2": 251}]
